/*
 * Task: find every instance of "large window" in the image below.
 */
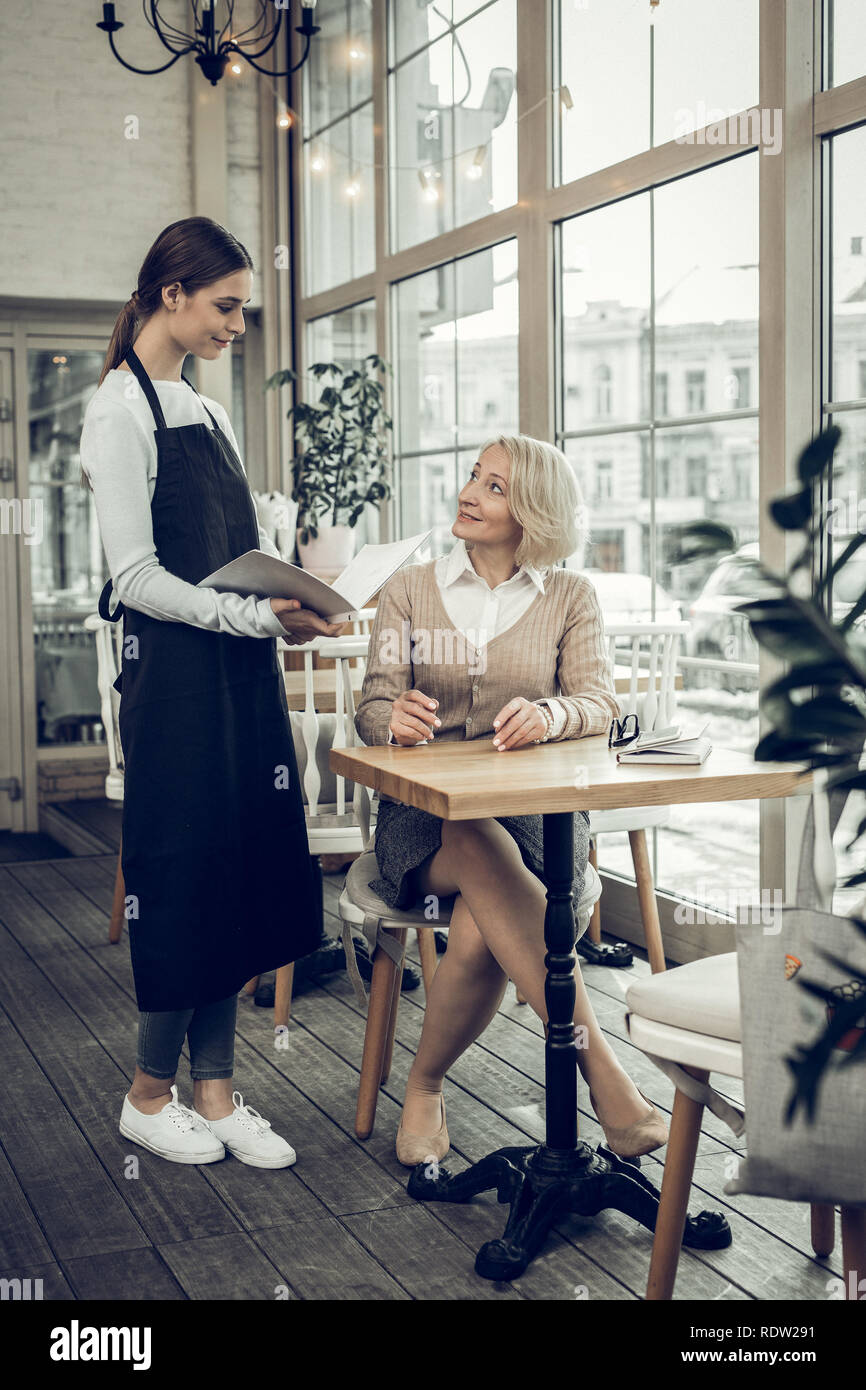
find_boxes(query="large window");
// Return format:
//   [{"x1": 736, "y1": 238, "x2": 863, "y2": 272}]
[
  {"x1": 555, "y1": 0, "x2": 758, "y2": 186},
  {"x1": 303, "y1": 0, "x2": 375, "y2": 294},
  {"x1": 822, "y1": 121, "x2": 866, "y2": 910},
  {"x1": 825, "y1": 0, "x2": 866, "y2": 88},
  {"x1": 393, "y1": 240, "x2": 518, "y2": 553},
  {"x1": 293, "y1": 1, "x2": 866, "y2": 934},
  {"x1": 388, "y1": 0, "x2": 517, "y2": 253},
  {"x1": 557, "y1": 153, "x2": 760, "y2": 905}
]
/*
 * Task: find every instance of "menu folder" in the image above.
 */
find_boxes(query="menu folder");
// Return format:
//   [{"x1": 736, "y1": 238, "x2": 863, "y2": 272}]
[{"x1": 197, "y1": 530, "x2": 433, "y2": 622}]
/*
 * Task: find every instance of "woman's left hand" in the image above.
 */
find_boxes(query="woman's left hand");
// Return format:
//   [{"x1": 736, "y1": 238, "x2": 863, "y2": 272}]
[{"x1": 492, "y1": 697, "x2": 548, "y2": 750}]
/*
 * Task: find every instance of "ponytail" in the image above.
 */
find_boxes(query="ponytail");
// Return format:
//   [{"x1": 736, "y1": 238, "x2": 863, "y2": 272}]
[{"x1": 80, "y1": 216, "x2": 253, "y2": 491}]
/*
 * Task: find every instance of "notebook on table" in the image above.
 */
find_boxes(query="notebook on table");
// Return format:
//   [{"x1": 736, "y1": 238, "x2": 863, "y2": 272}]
[{"x1": 615, "y1": 722, "x2": 712, "y2": 766}]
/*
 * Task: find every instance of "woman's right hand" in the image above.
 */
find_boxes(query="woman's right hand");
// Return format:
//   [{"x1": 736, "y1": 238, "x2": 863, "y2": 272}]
[
  {"x1": 389, "y1": 689, "x2": 441, "y2": 744},
  {"x1": 270, "y1": 598, "x2": 348, "y2": 644}
]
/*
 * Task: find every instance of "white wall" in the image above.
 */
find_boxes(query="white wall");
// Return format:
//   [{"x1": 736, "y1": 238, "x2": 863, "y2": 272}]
[{"x1": 0, "y1": 0, "x2": 264, "y2": 307}]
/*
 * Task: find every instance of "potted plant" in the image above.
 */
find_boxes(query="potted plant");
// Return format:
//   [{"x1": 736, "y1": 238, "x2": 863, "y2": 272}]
[
  {"x1": 674, "y1": 428, "x2": 866, "y2": 1208},
  {"x1": 265, "y1": 354, "x2": 393, "y2": 577}
]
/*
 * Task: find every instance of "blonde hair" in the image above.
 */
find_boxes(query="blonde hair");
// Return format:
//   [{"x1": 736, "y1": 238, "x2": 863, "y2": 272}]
[{"x1": 479, "y1": 433, "x2": 589, "y2": 568}]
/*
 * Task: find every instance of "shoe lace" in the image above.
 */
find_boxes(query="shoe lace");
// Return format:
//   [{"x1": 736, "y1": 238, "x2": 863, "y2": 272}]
[
  {"x1": 230, "y1": 1091, "x2": 272, "y2": 1136},
  {"x1": 163, "y1": 1086, "x2": 208, "y2": 1134}
]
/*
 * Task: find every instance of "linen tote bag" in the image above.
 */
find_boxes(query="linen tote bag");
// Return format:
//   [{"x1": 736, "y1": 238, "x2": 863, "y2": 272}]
[{"x1": 725, "y1": 781, "x2": 866, "y2": 1206}]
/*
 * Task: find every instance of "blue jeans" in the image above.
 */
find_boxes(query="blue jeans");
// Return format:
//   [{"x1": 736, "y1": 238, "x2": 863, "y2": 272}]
[{"x1": 136, "y1": 992, "x2": 238, "y2": 1081}]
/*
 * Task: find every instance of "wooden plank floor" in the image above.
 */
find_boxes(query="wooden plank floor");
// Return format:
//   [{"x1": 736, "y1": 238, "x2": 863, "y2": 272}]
[{"x1": 0, "y1": 835, "x2": 846, "y2": 1300}]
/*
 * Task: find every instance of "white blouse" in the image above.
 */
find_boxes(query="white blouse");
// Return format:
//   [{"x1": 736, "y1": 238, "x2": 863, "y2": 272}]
[{"x1": 80, "y1": 369, "x2": 287, "y2": 640}]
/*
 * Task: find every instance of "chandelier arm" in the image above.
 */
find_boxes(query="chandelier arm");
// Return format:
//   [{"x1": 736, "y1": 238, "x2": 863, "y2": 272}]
[
  {"x1": 107, "y1": 30, "x2": 197, "y2": 75},
  {"x1": 214, "y1": 0, "x2": 236, "y2": 50},
  {"x1": 230, "y1": 31, "x2": 311, "y2": 77},
  {"x1": 224, "y1": 7, "x2": 283, "y2": 63},
  {"x1": 142, "y1": 0, "x2": 193, "y2": 55},
  {"x1": 224, "y1": 0, "x2": 272, "y2": 48}
]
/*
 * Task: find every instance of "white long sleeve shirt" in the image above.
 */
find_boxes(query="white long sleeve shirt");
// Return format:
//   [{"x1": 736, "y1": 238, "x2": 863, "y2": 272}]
[
  {"x1": 80, "y1": 368, "x2": 288, "y2": 640},
  {"x1": 387, "y1": 537, "x2": 568, "y2": 743}
]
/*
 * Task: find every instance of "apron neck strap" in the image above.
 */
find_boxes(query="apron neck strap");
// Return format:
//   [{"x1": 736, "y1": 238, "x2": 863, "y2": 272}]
[
  {"x1": 123, "y1": 346, "x2": 167, "y2": 431},
  {"x1": 180, "y1": 371, "x2": 221, "y2": 431}
]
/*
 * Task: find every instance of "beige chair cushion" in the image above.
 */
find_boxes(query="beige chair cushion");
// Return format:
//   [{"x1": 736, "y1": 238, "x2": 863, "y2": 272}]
[{"x1": 625, "y1": 951, "x2": 740, "y2": 1042}]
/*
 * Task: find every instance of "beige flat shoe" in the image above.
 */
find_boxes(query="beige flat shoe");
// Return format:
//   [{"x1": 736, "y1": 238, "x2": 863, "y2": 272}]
[
  {"x1": 589, "y1": 1088, "x2": 669, "y2": 1158},
  {"x1": 395, "y1": 1094, "x2": 449, "y2": 1168}
]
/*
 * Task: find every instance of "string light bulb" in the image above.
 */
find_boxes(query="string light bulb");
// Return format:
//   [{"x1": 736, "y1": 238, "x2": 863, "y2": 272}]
[
  {"x1": 277, "y1": 110, "x2": 293, "y2": 129},
  {"x1": 345, "y1": 178, "x2": 361, "y2": 198},
  {"x1": 466, "y1": 145, "x2": 487, "y2": 180},
  {"x1": 418, "y1": 167, "x2": 440, "y2": 202},
  {"x1": 310, "y1": 152, "x2": 326, "y2": 172}
]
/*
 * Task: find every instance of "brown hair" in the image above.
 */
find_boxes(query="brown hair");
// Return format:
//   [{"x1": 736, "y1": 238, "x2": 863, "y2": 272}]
[{"x1": 81, "y1": 216, "x2": 253, "y2": 488}]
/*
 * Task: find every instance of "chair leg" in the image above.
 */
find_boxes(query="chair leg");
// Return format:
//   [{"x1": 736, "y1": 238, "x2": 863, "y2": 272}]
[
  {"x1": 242, "y1": 976, "x2": 259, "y2": 995},
  {"x1": 415, "y1": 927, "x2": 438, "y2": 996},
  {"x1": 380, "y1": 928, "x2": 408, "y2": 1085},
  {"x1": 646, "y1": 1067, "x2": 709, "y2": 1300},
  {"x1": 274, "y1": 963, "x2": 295, "y2": 1031},
  {"x1": 628, "y1": 829, "x2": 666, "y2": 973},
  {"x1": 355, "y1": 930, "x2": 402, "y2": 1140},
  {"x1": 810, "y1": 1203, "x2": 836, "y2": 1258},
  {"x1": 109, "y1": 840, "x2": 125, "y2": 944},
  {"x1": 587, "y1": 840, "x2": 602, "y2": 945},
  {"x1": 841, "y1": 1206, "x2": 866, "y2": 1299}
]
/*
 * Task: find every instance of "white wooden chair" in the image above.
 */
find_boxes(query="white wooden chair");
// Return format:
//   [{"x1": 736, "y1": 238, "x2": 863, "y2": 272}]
[
  {"x1": 326, "y1": 646, "x2": 604, "y2": 1139},
  {"x1": 83, "y1": 612, "x2": 127, "y2": 944},
  {"x1": 245, "y1": 610, "x2": 380, "y2": 1028},
  {"x1": 586, "y1": 621, "x2": 691, "y2": 974},
  {"x1": 625, "y1": 782, "x2": 861, "y2": 1299}
]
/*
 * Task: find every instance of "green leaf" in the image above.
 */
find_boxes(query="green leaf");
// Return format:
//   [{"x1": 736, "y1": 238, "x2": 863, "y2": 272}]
[
  {"x1": 770, "y1": 488, "x2": 812, "y2": 531},
  {"x1": 796, "y1": 425, "x2": 842, "y2": 484}
]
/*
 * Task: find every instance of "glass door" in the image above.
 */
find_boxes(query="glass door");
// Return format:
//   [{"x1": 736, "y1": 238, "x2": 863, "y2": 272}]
[{"x1": 27, "y1": 345, "x2": 108, "y2": 748}]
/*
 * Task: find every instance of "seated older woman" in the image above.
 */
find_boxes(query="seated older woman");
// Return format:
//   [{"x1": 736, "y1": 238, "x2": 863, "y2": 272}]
[{"x1": 354, "y1": 434, "x2": 668, "y2": 1167}]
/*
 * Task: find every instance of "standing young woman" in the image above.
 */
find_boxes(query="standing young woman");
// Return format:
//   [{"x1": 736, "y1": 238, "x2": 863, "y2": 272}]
[{"x1": 81, "y1": 217, "x2": 345, "y2": 1167}]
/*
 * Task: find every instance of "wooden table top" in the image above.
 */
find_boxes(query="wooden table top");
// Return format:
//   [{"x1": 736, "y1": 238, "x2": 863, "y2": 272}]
[
  {"x1": 330, "y1": 734, "x2": 812, "y2": 820},
  {"x1": 282, "y1": 665, "x2": 682, "y2": 713}
]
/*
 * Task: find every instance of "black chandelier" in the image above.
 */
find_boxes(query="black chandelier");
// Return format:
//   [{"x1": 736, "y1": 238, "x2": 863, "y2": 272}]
[{"x1": 97, "y1": 1, "x2": 320, "y2": 87}]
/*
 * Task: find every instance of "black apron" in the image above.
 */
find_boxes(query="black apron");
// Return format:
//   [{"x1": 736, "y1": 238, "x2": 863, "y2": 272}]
[{"x1": 98, "y1": 346, "x2": 321, "y2": 1012}]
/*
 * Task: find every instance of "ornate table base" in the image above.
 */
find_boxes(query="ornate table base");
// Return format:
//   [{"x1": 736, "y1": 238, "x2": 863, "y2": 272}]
[
  {"x1": 408, "y1": 1141, "x2": 730, "y2": 1281},
  {"x1": 405, "y1": 811, "x2": 732, "y2": 1281}
]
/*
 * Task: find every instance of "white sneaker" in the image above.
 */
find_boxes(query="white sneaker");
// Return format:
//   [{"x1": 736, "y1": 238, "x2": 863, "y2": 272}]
[
  {"x1": 194, "y1": 1091, "x2": 297, "y2": 1169},
  {"x1": 119, "y1": 1084, "x2": 226, "y2": 1165}
]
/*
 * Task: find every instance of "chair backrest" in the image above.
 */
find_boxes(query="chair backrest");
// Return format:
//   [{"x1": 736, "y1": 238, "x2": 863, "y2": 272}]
[
  {"x1": 284, "y1": 634, "x2": 371, "y2": 819},
  {"x1": 82, "y1": 612, "x2": 125, "y2": 800},
  {"x1": 318, "y1": 639, "x2": 376, "y2": 852},
  {"x1": 603, "y1": 620, "x2": 690, "y2": 731}
]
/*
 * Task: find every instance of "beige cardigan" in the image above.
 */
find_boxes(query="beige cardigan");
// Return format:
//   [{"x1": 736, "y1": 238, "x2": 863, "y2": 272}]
[{"x1": 355, "y1": 559, "x2": 622, "y2": 803}]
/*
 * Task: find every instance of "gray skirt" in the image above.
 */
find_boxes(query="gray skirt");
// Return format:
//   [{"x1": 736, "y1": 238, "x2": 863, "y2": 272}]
[{"x1": 371, "y1": 797, "x2": 592, "y2": 917}]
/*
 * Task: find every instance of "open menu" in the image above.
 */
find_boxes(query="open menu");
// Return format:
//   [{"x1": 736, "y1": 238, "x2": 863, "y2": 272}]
[{"x1": 197, "y1": 530, "x2": 432, "y2": 622}]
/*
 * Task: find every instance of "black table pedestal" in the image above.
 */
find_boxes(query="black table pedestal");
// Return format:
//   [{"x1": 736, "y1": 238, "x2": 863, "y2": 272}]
[{"x1": 406, "y1": 810, "x2": 732, "y2": 1281}]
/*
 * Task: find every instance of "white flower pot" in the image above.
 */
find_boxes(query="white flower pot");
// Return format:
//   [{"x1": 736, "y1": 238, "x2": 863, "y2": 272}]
[{"x1": 296, "y1": 520, "x2": 356, "y2": 580}]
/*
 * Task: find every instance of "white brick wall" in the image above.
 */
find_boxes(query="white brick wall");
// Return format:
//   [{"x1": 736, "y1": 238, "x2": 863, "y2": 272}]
[{"x1": 0, "y1": 0, "x2": 263, "y2": 307}]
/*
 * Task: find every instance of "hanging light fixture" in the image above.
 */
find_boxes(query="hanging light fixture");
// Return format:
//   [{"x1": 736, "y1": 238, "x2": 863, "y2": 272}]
[{"x1": 96, "y1": 1, "x2": 320, "y2": 87}]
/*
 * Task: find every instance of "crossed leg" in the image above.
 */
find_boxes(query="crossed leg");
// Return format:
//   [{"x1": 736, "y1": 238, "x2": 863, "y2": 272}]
[{"x1": 401, "y1": 816, "x2": 655, "y2": 1137}]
